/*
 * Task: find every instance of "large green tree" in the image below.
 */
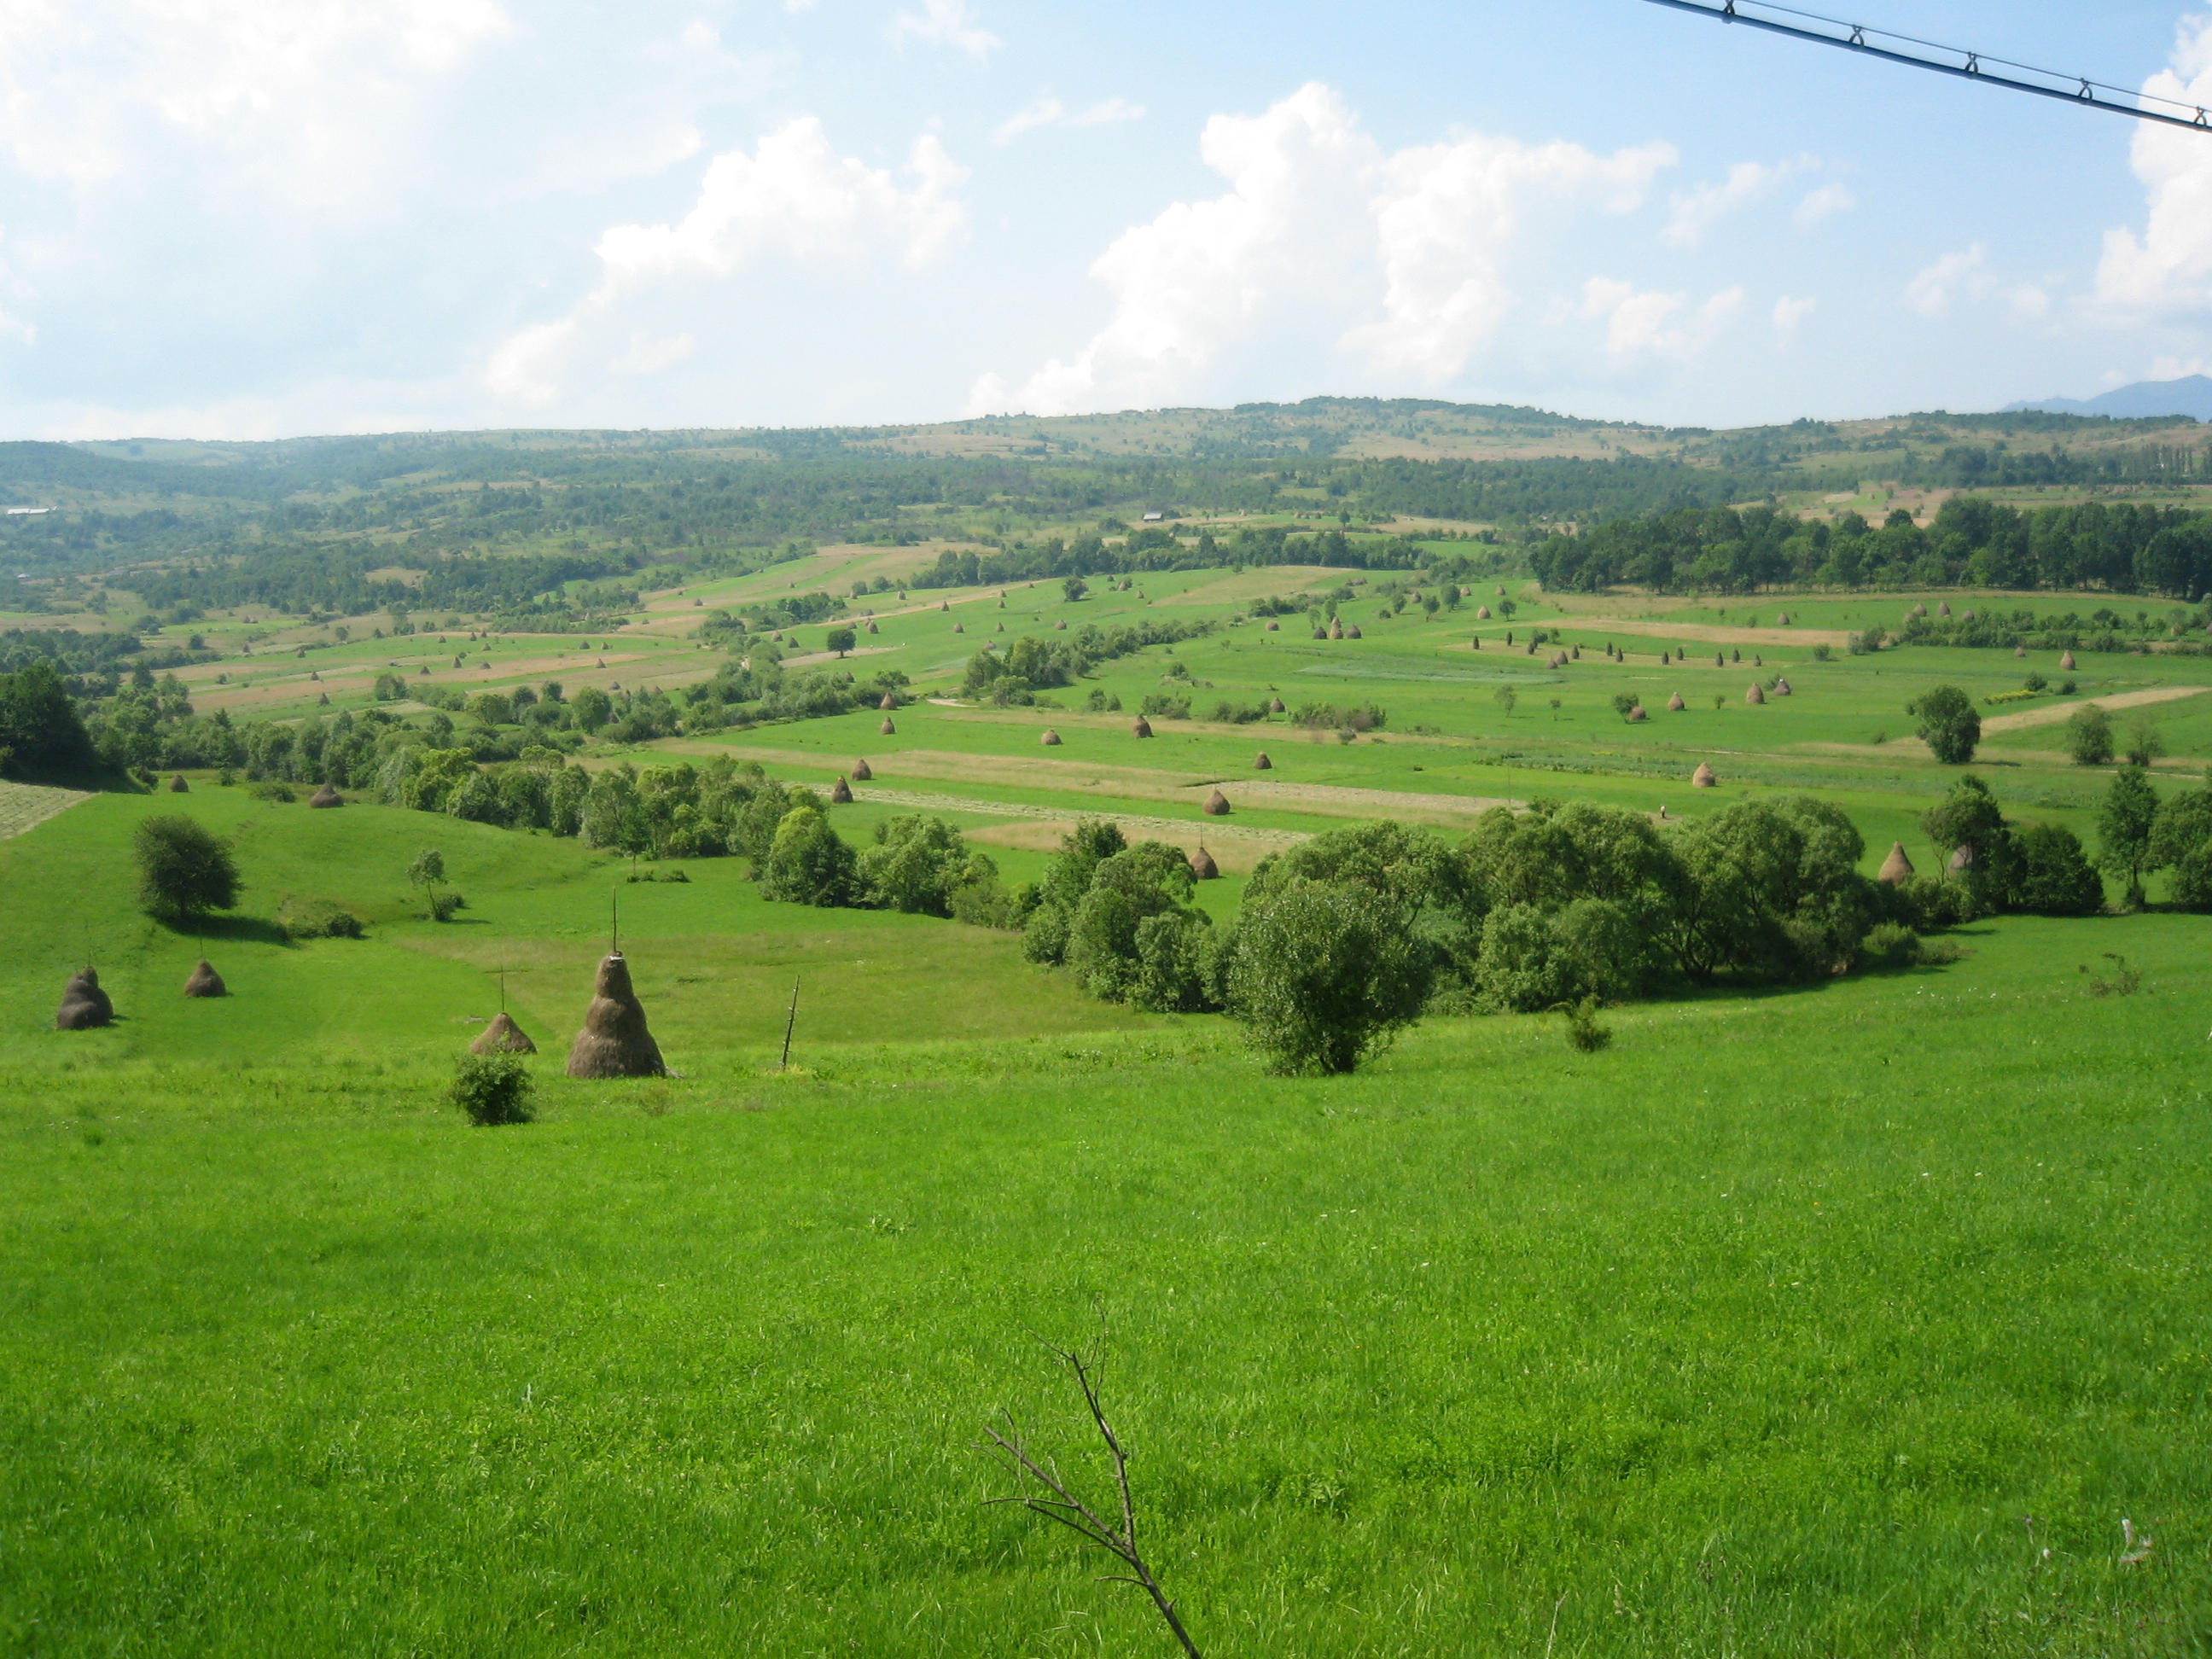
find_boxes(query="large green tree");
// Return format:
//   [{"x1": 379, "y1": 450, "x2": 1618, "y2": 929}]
[
  {"x1": 2097, "y1": 767, "x2": 2162, "y2": 909},
  {"x1": 134, "y1": 815, "x2": 241, "y2": 923},
  {"x1": 759, "y1": 803, "x2": 859, "y2": 907},
  {"x1": 0, "y1": 661, "x2": 95, "y2": 777},
  {"x1": 1908, "y1": 684, "x2": 1980, "y2": 765},
  {"x1": 1227, "y1": 877, "x2": 1430, "y2": 1074}
]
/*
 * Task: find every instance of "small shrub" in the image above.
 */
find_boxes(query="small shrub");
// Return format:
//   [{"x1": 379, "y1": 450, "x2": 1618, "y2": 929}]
[
  {"x1": 428, "y1": 890, "x2": 466, "y2": 922},
  {"x1": 1860, "y1": 921, "x2": 1922, "y2": 969},
  {"x1": 451, "y1": 1053, "x2": 534, "y2": 1125},
  {"x1": 2079, "y1": 953, "x2": 2142, "y2": 998},
  {"x1": 2023, "y1": 671, "x2": 2047, "y2": 692},
  {"x1": 279, "y1": 899, "x2": 365, "y2": 940},
  {"x1": 1810, "y1": 643, "x2": 1832, "y2": 662},
  {"x1": 1554, "y1": 997, "x2": 1612, "y2": 1051},
  {"x1": 249, "y1": 781, "x2": 296, "y2": 803},
  {"x1": 2066, "y1": 704, "x2": 2113, "y2": 765}
]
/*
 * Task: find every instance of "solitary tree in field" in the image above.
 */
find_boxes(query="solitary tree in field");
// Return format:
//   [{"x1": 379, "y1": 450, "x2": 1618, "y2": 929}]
[
  {"x1": 1493, "y1": 684, "x2": 1517, "y2": 718},
  {"x1": 134, "y1": 815, "x2": 241, "y2": 923},
  {"x1": 1909, "y1": 684, "x2": 1980, "y2": 765},
  {"x1": 1062, "y1": 575, "x2": 1088, "y2": 603},
  {"x1": 407, "y1": 847, "x2": 447, "y2": 917},
  {"x1": 1227, "y1": 877, "x2": 1430, "y2": 1074},
  {"x1": 2066, "y1": 704, "x2": 2114, "y2": 766},
  {"x1": 2098, "y1": 766, "x2": 2162, "y2": 909},
  {"x1": 824, "y1": 626, "x2": 857, "y2": 659}
]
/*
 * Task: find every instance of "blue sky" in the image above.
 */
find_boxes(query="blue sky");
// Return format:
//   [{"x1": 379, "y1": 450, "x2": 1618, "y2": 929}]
[{"x1": 5, "y1": 0, "x2": 2212, "y2": 437}]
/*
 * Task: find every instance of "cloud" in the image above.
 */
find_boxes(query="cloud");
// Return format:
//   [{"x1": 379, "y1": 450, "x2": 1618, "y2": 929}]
[
  {"x1": 1580, "y1": 278, "x2": 1742, "y2": 360},
  {"x1": 2096, "y1": 15, "x2": 2212, "y2": 312},
  {"x1": 993, "y1": 96, "x2": 1145, "y2": 145},
  {"x1": 890, "y1": 0, "x2": 1000, "y2": 59},
  {"x1": 970, "y1": 84, "x2": 1674, "y2": 415},
  {"x1": 490, "y1": 118, "x2": 969, "y2": 406},
  {"x1": 1903, "y1": 245, "x2": 1989, "y2": 318},
  {"x1": 1793, "y1": 183, "x2": 1854, "y2": 229},
  {"x1": 1773, "y1": 294, "x2": 1816, "y2": 343},
  {"x1": 1665, "y1": 160, "x2": 1802, "y2": 248}
]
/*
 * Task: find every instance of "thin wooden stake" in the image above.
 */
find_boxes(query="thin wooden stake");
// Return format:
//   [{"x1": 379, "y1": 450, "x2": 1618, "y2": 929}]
[
  {"x1": 780, "y1": 976, "x2": 800, "y2": 1069},
  {"x1": 611, "y1": 891, "x2": 620, "y2": 956}
]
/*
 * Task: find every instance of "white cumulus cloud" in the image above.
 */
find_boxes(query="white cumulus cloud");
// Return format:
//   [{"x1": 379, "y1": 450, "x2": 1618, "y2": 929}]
[
  {"x1": 1793, "y1": 183, "x2": 1855, "y2": 229},
  {"x1": 1581, "y1": 278, "x2": 1742, "y2": 360},
  {"x1": 1664, "y1": 160, "x2": 1802, "y2": 248},
  {"x1": 1773, "y1": 294, "x2": 1816, "y2": 343},
  {"x1": 1903, "y1": 246, "x2": 1989, "y2": 318},
  {"x1": 969, "y1": 83, "x2": 1675, "y2": 415},
  {"x1": 2097, "y1": 15, "x2": 2212, "y2": 312}
]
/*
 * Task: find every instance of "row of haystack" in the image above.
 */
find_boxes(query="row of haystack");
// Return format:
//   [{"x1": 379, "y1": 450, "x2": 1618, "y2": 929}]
[
  {"x1": 55, "y1": 959, "x2": 228, "y2": 1027},
  {"x1": 165, "y1": 776, "x2": 343, "y2": 807}
]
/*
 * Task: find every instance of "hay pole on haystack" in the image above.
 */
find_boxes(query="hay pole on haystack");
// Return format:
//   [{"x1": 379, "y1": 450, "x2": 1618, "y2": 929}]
[{"x1": 781, "y1": 976, "x2": 800, "y2": 1070}]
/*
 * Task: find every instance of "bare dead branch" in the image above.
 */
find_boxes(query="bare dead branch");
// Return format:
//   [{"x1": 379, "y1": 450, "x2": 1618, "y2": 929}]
[{"x1": 981, "y1": 1344, "x2": 1202, "y2": 1659}]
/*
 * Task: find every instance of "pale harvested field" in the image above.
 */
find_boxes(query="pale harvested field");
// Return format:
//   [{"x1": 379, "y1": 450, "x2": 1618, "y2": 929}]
[
  {"x1": 175, "y1": 644, "x2": 717, "y2": 712},
  {"x1": 0, "y1": 780, "x2": 93, "y2": 840},
  {"x1": 1150, "y1": 567, "x2": 1346, "y2": 608},
  {"x1": 1555, "y1": 618, "x2": 1852, "y2": 649},
  {"x1": 1980, "y1": 684, "x2": 2208, "y2": 732}
]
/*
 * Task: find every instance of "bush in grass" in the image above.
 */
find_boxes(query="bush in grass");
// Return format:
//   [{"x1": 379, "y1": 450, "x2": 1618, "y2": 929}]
[
  {"x1": 1228, "y1": 878, "x2": 1430, "y2": 1074},
  {"x1": 1893, "y1": 874, "x2": 1975, "y2": 930},
  {"x1": 860, "y1": 814, "x2": 1007, "y2": 919},
  {"x1": 759, "y1": 802, "x2": 860, "y2": 907},
  {"x1": 133, "y1": 814, "x2": 242, "y2": 922},
  {"x1": 1860, "y1": 920, "x2": 1923, "y2": 969},
  {"x1": 2012, "y1": 824, "x2": 2104, "y2": 916},
  {"x1": 2150, "y1": 783, "x2": 2212, "y2": 911},
  {"x1": 1556, "y1": 997, "x2": 1612, "y2": 1051},
  {"x1": 2066, "y1": 704, "x2": 2114, "y2": 766},
  {"x1": 278, "y1": 899, "x2": 365, "y2": 940},
  {"x1": 1907, "y1": 684, "x2": 1980, "y2": 764},
  {"x1": 451, "y1": 1053, "x2": 534, "y2": 1126}
]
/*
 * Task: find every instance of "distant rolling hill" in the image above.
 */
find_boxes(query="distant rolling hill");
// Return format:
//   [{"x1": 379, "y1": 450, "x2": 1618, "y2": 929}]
[{"x1": 2005, "y1": 375, "x2": 2212, "y2": 421}]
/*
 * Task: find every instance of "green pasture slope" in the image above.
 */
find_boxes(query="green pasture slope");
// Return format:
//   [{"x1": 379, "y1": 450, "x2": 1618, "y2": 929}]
[{"x1": 9, "y1": 560, "x2": 2212, "y2": 1655}]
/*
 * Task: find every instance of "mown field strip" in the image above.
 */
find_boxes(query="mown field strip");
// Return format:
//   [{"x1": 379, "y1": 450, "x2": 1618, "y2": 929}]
[
  {"x1": 814, "y1": 783, "x2": 1312, "y2": 845},
  {"x1": 1979, "y1": 683, "x2": 2208, "y2": 731},
  {"x1": 0, "y1": 780, "x2": 92, "y2": 841}
]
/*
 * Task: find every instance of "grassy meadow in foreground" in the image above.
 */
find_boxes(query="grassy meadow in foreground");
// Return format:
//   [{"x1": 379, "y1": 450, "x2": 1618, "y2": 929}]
[{"x1": 2, "y1": 790, "x2": 2210, "y2": 1656}]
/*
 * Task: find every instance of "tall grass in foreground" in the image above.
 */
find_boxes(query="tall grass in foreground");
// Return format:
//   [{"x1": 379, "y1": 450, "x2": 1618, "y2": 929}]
[{"x1": 1, "y1": 911, "x2": 2208, "y2": 1655}]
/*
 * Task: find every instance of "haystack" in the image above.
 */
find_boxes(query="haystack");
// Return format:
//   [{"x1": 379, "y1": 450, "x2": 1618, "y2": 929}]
[
  {"x1": 1666, "y1": 691, "x2": 1685, "y2": 711},
  {"x1": 1470, "y1": 635, "x2": 1481, "y2": 649},
  {"x1": 168, "y1": 774, "x2": 189, "y2": 793},
  {"x1": 1476, "y1": 605, "x2": 1492, "y2": 619},
  {"x1": 1912, "y1": 602, "x2": 1927, "y2": 617},
  {"x1": 1627, "y1": 704, "x2": 1647, "y2": 722},
  {"x1": 1268, "y1": 697, "x2": 1284, "y2": 713},
  {"x1": 852, "y1": 758, "x2": 874, "y2": 780},
  {"x1": 952, "y1": 621, "x2": 964, "y2": 634},
  {"x1": 1055, "y1": 619, "x2": 1068, "y2": 630},
  {"x1": 1266, "y1": 620, "x2": 1280, "y2": 631},
  {"x1": 880, "y1": 693, "x2": 898, "y2": 711},
  {"x1": 1188, "y1": 845, "x2": 1220, "y2": 880},
  {"x1": 1329, "y1": 619, "x2": 1344, "y2": 639},
  {"x1": 2060, "y1": 650, "x2": 2077, "y2": 670},
  {"x1": 995, "y1": 621, "x2": 1004, "y2": 632},
  {"x1": 1714, "y1": 651, "x2": 1725, "y2": 667},
  {"x1": 1040, "y1": 729, "x2": 1062, "y2": 746},
  {"x1": 2014, "y1": 645, "x2": 2026, "y2": 658},
  {"x1": 1948, "y1": 843, "x2": 1975, "y2": 873},
  {"x1": 940, "y1": 600, "x2": 950, "y2": 611},
  {"x1": 309, "y1": 783, "x2": 342, "y2": 808},
  {"x1": 1345, "y1": 624, "x2": 1363, "y2": 638},
  {"x1": 880, "y1": 717, "x2": 897, "y2": 735},
  {"x1": 1691, "y1": 762, "x2": 1717, "y2": 788},
  {"x1": 1746, "y1": 683, "x2": 1766, "y2": 704},
  {"x1": 182, "y1": 958, "x2": 227, "y2": 998},
  {"x1": 866, "y1": 620, "x2": 879, "y2": 634},
  {"x1": 1254, "y1": 752, "x2": 1272, "y2": 769},
  {"x1": 471, "y1": 1011, "x2": 536, "y2": 1055},
  {"x1": 1772, "y1": 677, "x2": 1791, "y2": 696},
  {"x1": 1202, "y1": 789, "x2": 1231, "y2": 816},
  {"x1": 1132, "y1": 717, "x2": 1153, "y2": 738},
  {"x1": 1877, "y1": 842, "x2": 1915, "y2": 883},
  {"x1": 55, "y1": 968, "x2": 114, "y2": 1031},
  {"x1": 1731, "y1": 649, "x2": 1740, "y2": 663},
  {"x1": 317, "y1": 693, "x2": 330, "y2": 706},
  {"x1": 1938, "y1": 601, "x2": 1952, "y2": 618},
  {"x1": 830, "y1": 776, "x2": 855, "y2": 804},
  {"x1": 565, "y1": 953, "x2": 665, "y2": 1079}
]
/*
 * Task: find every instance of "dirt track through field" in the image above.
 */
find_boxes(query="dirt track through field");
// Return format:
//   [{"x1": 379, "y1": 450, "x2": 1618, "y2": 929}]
[
  {"x1": 0, "y1": 780, "x2": 93, "y2": 841},
  {"x1": 1979, "y1": 684, "x2": 2208, "y2": 732},
  {"x1": 1565, "y1": 619, "x2": 1852, "y2": 649}
]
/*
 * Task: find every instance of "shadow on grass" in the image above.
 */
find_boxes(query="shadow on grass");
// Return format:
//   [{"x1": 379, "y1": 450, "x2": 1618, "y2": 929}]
[{"x1": 172, "y1": 914, "x2": 295, "y2": 948}]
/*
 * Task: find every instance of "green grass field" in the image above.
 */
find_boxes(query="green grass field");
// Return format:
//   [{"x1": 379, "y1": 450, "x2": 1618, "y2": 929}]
[{"x1": 7, "y1": 566, "x2": 2212, "y2": 1656}]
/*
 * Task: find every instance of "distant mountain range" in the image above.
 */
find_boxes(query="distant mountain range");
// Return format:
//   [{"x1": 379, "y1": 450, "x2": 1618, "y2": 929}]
[{"x1": 2004, "y1": 375, "x2": 2212, "y2": 421}]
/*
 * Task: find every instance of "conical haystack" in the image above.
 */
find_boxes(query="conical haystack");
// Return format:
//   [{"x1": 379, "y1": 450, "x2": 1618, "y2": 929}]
[
  {"x1": 1753, "y1": 654, "x2": 1763, "y2": 667},
  {"x1": 1732, "y1": 649, "x2": 1741, "y2": 663},
  {"x1": 1345, "y1": 624, "x2": 1363, "y2": 638},
  {"x1": 1040, "y1": 729, "x2": 1062, "y2": 746},
  {"x1": 1188, "y1": 845, "x2": 1220, "y2": 880},
  {"x1": 1476, "y1": 605, "x2": 1492, "y2": 620},
  {"x1": 1772, "y1": 677, "x2": 1790, "y2": 696},
  {"x1": 2014, "y1": 645, "x2": 2027, "y2": 658},
  {"x1": 1266, "y1": 620, "x2": 1280, "y2": 631},
  {"x1": 1912, "y1": 602, "x2": 1927, "y2": 617},
  {"x1": 1877, "y1": 842, "x2": 1915, "y2": 883},
  {"x1": 55, "y1": 968, "x2": 114, "y2": 1031},
  {"x1": 168, "y1": 774, "x2": 189, "y2": 793},
  {"x1": 472, "y1": 1010, "x2": 537, "y2": 1055},
  {"x1": 866, "y1": 620, "x2": 879, "y2": 633},
  {"x1": 1746, "y1": 683, "x2": 1766, "y2": 704},
  {"x1": 1714, "y1": 651, "x2": 1725, "y2": 667},
  {"x1": 939, "y1": 600, "x2": 950, "y2": 611},
  {"x1": 852, "y1": 758, "x2": 874, "y2": 780},
  {"x1": 1938, "y1": 601, "x2": 1953, "y2": 618},
  {"x1": 182, "y1": 958, "x2": 226, "y2": 998},
  {"x1": 880, "y1": 717, "x2": 897, "y2": 735},
  {"x1": 1691, "y1": 762, "x2": 1717, "y2": 788},
  {"x1": 1667, "y1": 691, "x2": 1685, "y2": 712},
  {"x1": 309, "y1": 783, "x2": 342, "y2": 808},
  {"x1": 1627, "y1": 704, "x2": 1647, "y2": 722},
  {"x1": 1132, "y1": 717, "x2": 1153, "y2": 738},
  {"x1": 952, "y1": 621, "x2": 963, "y2": 634},
  {"x1": 994, "y1": 621, "x2": 1004, "y2": 632},
  {"x1": 879, "y1": 693, "x2": 898, "y2": 711},
  {"x1": 1268, "y1": 697, "x2": 1284, "y2": 713},
  {"x1": 317, "y1": 693, "x2": 330, "y2": 706},
  {"x1": 566, "y1": 953, "x2": 665, "y2": 1078},
  {"x1": 1948, "y1": 842, "x2": 1975, "y2": 872},
  {"x1": 1254, "y1": 752, "x2": 1272, "y2": 769},
  {"x1": 2060, "y1": 650, "x2": 2076, "y2": 670},
  {"x1": 1202, "y1": 789, "x2": 1231, "y2": 816},
  {"x1": 1329, "y1": 619, "x2": 1344, "y2": 639},
  {"x1": 830, "y1": 776, "x2": 854, "y2": 804}
]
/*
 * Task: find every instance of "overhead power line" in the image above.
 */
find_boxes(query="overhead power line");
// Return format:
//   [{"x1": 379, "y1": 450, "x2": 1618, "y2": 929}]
[{"x1": 1640, "y1": 0, "x2": 2212, "y2": 134}]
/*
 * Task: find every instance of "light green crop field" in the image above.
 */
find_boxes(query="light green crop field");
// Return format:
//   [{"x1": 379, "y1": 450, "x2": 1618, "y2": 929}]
[{"x1": 7, "y1": 570, "x2": 2212, "y2": 1656}]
